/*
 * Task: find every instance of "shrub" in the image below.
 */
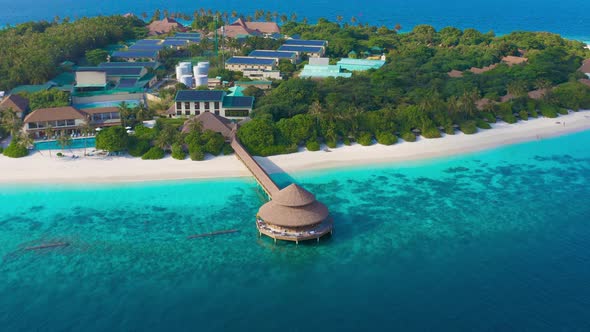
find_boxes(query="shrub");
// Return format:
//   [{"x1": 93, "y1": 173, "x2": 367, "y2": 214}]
[
  {"x1": 325, "y1": 138, "x2": 337, "y2": 149},
  {"x1": 134, "y1": 125, "x2": 157, "y2": 140},
  {"x1": 459, "y1": 121, "x2": 478, "y2": 134},
  {"x1": 190, "y1": 146, "x2": 205, "y2": 161},
  {"x1": 557, "y1": 108, "x2": 568, "y2": 115},
  {"x1": 342, "y1": 137, "x2": 351, "y2": 146},
  {"x1": 306, "y1": 140, "x2": 321, "y2": 151},
  {"x1": 519, "y1": 110, "x2": 529, "y2": 121},
  {"x1": 56, "y1": 152, "x2": 64, "y2": 157},
  {"x1": 540, "y1": 104, "x2": 558, "y2": 118},
  {"x1": 171, "y1": 143, "x2": 186, "y2": 160},
  {"x1": 481, "y1": 112, "x2": 496, "y2": 123},
  {"x1": 401, "y1": 132, "x2": 416, "y2": 142},
  {"x1": 3, "y1": 142, "x2": 28, "y2": 158},
  {"x1": 476, "y1": 119, "x2": 491, "y2": 129},
  {"x1": 530, "y1": 109, "x2": 539, "y2": 118},
  {"x1": 376, "y1": 132, "x2": 398, "y2": 145},
  {"x1": 128, "y1": 137, "x2": 151, "y2": 157},
  {"x1": 96, "y1": 126, "x2": 128, "y2": 152},
  {"x1": 422, "y1": 127, "x2": 441, "y2": 139},
  {"x1": 444, "y1": 124, "x2": 455, "y2": 135},
  {"x1": 221, "y1": 144, "x2": 234, "y2": 155},
  {"x1": 502, "y1": 114, "x2": 518, "y2": 124},
  {"x1": 142, "y1": 147, "x2": 165, "y2": 160},
  {"x1": 357, "y1": 133, "x2": 373, "y2": 146}
]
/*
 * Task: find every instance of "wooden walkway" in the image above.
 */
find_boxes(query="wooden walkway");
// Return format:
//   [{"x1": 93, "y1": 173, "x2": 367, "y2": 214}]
[{"x1": 230, "y1": 131, "x2": 280, "y2": 198}]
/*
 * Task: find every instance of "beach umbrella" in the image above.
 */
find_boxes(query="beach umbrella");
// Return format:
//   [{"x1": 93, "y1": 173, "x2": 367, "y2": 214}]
[
  {"x1": 95, "y1": 128, "x2": 102, "y2": 131},
  {"x1": 125, "y1": 126, "x2": 132, "y2": 130},
  {"x1": 126, "y1": 130, "x2": 133, "y2": 134}
]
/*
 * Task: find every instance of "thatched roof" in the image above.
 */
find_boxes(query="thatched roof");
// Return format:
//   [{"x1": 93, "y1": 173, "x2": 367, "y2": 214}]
[
  {"x1": 24, "y1": 106, "x2": 87, "y2": 123},
  {"x1": 148, "y1": 18, "x2": 186, "y2": 36},
  {"x1": 272, "y1": 184, "x2": 316, "y2": 207},
  {"x1": 502, "y1": 56, "x2": 528, "y2": 66},
  {"x1": 527, "y1": 89, "x2": 547, "y2": 100},
  {"x1": 579, "y1": 59, "x2": 590, "y2": 74},
  {"x1": 0, "y1": 94, "x2": 29, "y2": 114},
  {"x1": 475, "y1": 98, "x2": 492, "y2": 111},
  {"x1": 181, "y1": 112, "x2": 234, "y2": 138},
  {"x1": 447, "y1": 70, "x2": 463, "y2": 78},
  {"x1": 469, "y1": 63, "x2": 497, "y2": 74},
  {"x1": 258, "y1": 200, "x2": 329, "y2": 227}
]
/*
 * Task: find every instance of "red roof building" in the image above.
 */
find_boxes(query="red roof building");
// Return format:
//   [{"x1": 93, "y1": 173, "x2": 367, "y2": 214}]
[
  {"x1": 220, "y1": 18, "x2": 280, "y2": 38},
  {"x1": 148, "y1": 18, "x2": 187, "y2": 36}
]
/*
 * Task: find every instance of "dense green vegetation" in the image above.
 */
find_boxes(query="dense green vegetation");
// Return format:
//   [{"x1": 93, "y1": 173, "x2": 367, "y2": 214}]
[
  {"x1": 19, "y1": 90, "x2": 69, "y2": 110},
  {"x1": 0, "y1": 16, "x2": 146, "y2": 90},
  {"x1": 236, "y1": 20, "x2": 590, "y2": 155},
  {"x1": 2, "y1": 141, "x2": 28, "y2": 158}
]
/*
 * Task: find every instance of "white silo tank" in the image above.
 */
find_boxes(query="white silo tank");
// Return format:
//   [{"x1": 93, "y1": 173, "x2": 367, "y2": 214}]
[
  {"x1": 181, "y1": 75, "x2": 193, "y2": 88},
  {"x1": 175, "y1": 65, "x2": 184, "y2": 79},
  {"x1": 197, "y1": 62, "x2": 210, "y2": 75},
  {"x1": 195, "y1": 75, "x2": 208, "y2": 88}
]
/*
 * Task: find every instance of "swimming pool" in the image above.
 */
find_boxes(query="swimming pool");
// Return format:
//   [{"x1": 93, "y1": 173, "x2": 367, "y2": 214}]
[
  {"x1": 74, "y1": 100, "x2": 140, "y2": 109},
  {"x1": 34, "y1": 137, "x2": 96, "y2": 151}
]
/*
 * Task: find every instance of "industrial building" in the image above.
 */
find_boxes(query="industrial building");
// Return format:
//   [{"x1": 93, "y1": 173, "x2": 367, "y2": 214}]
[
  {"x1": 225, "y1": 57, "x2": 277, "y2": 71},
  {"x1": 278, "y1": 45, "x2": 326, "y2": 57},
  {"x1": 336, "y1": 58, "x2": 386, "y2": 71},
  {"x1": 248, "y1": 50, "x2": 299, "y2": 64}
]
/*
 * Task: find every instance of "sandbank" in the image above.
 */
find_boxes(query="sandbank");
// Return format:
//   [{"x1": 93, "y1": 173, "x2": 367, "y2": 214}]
[{"x1": 1, "y1": 110, "x2": 589, "y2": 184}]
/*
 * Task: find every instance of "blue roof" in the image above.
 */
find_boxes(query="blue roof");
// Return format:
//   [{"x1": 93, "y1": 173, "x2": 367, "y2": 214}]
[
  {"x1": 174, "y1": 32, "x2": 201, "y2": 38},
  {"x1": 278, "y1": 45, "x2": 324, "y2": 53},
  {"x1": 162, "y1": 40, "x2": 189, "y2": 46},
  {"x1": 175, "y1": 90, "x2": 225, "y2": 101},
  {"x1": 128, "y1": 44, "x2": 164, "y2": 51},
  {"x1": 117, "y1": 78, "x2": 139, "y2": 88},
  {"x1": 99, "y1": 61, "x2": 158, "y2": 69},
  {"x1": 226, "y1": 57, "x2": 276, "y2": 65},
  {"x1": 77, "y1": 67, "x2": 144, "y2": 76},
  {"x1": 223, "y1": 96, "x2": 254, "y2": 108},
  {"x1": 112, "y1": 50, "x2": 158, "y2": 59},
  {"x1": 248, "y1": 50, "x2": 297, "y2": 59},
  {"x1": 134, "y1": 39, "x2": 162, "y2": 45},
  {"x1": 284, "y1": 39, "x2": 327, "y2": 46}
]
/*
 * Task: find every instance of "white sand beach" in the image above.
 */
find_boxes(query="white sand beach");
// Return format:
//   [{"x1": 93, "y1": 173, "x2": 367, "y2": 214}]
[{"x1": 1, "y1": 110, "x2": 590, "y2": 184}]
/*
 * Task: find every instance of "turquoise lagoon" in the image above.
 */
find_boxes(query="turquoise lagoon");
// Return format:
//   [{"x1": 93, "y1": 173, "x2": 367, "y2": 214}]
[{"x1": 1, "y1": 130, "x2": 590, "y2": 331}]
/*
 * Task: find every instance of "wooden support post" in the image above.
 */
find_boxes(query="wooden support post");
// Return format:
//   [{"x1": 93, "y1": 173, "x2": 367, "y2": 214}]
[
  {"x1": 274, "y1": 237, "x2": 277, "y2": 244},
  {"x1": 317, "y1": 237, "x2": 319, "y2": 243}
]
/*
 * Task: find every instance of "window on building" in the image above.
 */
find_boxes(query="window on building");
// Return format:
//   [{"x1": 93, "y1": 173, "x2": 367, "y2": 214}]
[
  {"x1": 195, "y1": 111, "x2": 200, "y2": 115},
  {"x1": 184, "y1": 102, "x2": 190, "y2": 109},
  {"x1": 111, "y1": 112, "x2": 120, "y2": 119},
  {"x1": 176, "y1": 111, "x2": 182, "y2": 116},
  {"x1": 185, "y1": 111, "x2": 191, "y2": 116},
  {"x1": 176, "y1": 102, "x2": 182, "y2": 109},
  {"x1": 214, "y1": 102, "x2": 220, "y2": 110},
  {"x1": 204, "y1": 102, "x2": 210, "y2": 110},
  {"x1": 195, "y1": 102, "x2": 200, "y2": 109},
  {"x1": 214, "y1": 111, "x2": 220, "y2": 115},
  {"x1": 66, "y1": 120, "x2": 75, "y2": 126},
  {"x1": 225, "y1": 109, "x2": 249, "y2": 117},
  {"x1": 29, "y1": 122, "x2": 38, "y2": 129},
  {"x1": 57, "y1": 120, "x2": 66, "y2": 127}
]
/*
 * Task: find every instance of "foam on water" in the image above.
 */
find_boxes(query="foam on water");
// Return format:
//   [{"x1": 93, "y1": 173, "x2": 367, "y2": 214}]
[{"x1": 1, "y1": 130, "x2": 590, "y2": 331}]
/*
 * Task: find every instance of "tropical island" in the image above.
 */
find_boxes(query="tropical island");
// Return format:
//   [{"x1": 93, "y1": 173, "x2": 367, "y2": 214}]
[{"x1": 1, "y1": 10, "x2": 590, "y2": 183}]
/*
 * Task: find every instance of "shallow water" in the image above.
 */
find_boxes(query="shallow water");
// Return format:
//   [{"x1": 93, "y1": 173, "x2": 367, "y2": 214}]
[{"x1": 1, "y1": 130, "x2": 590, "y2": 331}]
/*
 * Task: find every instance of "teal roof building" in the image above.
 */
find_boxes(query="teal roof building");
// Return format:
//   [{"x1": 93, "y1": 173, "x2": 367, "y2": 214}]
[
  {"x1": 336, "y1": 58, "x2": 386, "y2": 71},
  {"x1": 299, "y1": 64, "x2": 352, "y2": 79}
]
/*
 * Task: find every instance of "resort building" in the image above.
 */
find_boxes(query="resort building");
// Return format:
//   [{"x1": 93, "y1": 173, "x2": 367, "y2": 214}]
[
  {"x1": 23, "y1": 107, "x2": 88, "y2": 139},
  {"x1": 225, "y1": 57, "x2": 277, "y2": 72},
  {"x1": 300, "y1": 58, "x2": 352, "y2": 79},
  {"x1": 147, "y1": 17, "x2": 187, "y2": 36},
  {"x1": 0, "y1": 94, "x2": 30, "y2": 119},
  {"x1": 172, "y1": 90, "x2": 254, "y2": 120},
  {"x1": 219, "y1": 18, "x2": 280, "y2": 38},
  {"x1": 242, "y1": 69, "x2": 282, "y2": 80},
  {"x1": 278, "y1": 45, "x2": 326, "y2": 57},
  {"x1": 256, "y1": 183, "x2": 333, "y2": 244},
  {"x1": 336, "y1": 58, "x2": 386, "y2": 71},
  {"x1": 23, "y1": 106, "x2": 122, "y2": 139},
  {"x1": 181, "y1": 112, "x2": 234, "y2": 140},
  {"x1": 248, "y1": 50, "x2": 299, "y2": 64},
  {"x1": 111, "y1": 50, "x2": 159, "y2": 62},
  {"x1": 74, "y1": 65, "x2": 157, "y2": 93}
]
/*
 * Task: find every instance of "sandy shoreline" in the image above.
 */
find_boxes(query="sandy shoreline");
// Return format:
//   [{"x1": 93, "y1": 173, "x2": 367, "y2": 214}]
[{"x1": 1, "y1": 110, "x2": 590, "y2": 184}]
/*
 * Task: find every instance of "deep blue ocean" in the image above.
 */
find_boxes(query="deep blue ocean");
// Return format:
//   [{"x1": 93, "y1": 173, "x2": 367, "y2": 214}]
[
  {"x1": 0, "y1": 0, "x2": 589, "y2": 42},
  {"x1": 2, "y1": 130, "x2": 590, "y2": 331}
]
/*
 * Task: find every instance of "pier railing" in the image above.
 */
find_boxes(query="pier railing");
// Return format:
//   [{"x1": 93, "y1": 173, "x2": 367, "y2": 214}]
[{"x1": 230, "y1": 131, "x2": 280, "y2": 198}]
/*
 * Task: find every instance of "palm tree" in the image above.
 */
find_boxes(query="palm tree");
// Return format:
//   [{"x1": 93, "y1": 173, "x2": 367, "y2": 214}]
[
  {"x1": 118, "y1": 101, "x2": 132, "y2": 128},
  {"x1": 336, "y1": 16, "x2": 343, "y2": 25},
  {"x1": 280, "y1": 14, "x2": 288, "y2": 24},
  {"x1": 45, "y1": 125, "x2": 54, "y2": 158},
  {"x1": 290, "y1": 13, "x2": 297, "y2": 22},
  {"x1": 394, "y1": 24, "x2": 402, "y2": 32},
  {"x1": 17, "y1": 131, "x2": 34, "y2": 151},
  {"x1": 351, "y1": 16, "x2": 357, "y2": 25},
  {"x1": 57, "y1": 134, "x2": 72, "y2": 153},
  {"x1": 1, "y1": 108, "x2": 22, "y2": 138},
  {"x1": 273, "y1": 12, "x2": 279, "y2": 23},
  {"x1": 81, "y1": 122, "x2": 94, "y2": 156},
  {"x1": 507, "y1": 80, "x2": 527, "y2": 98},
  {"x1": 231, "y1": 10, "x2": 238, "y2": 19}
]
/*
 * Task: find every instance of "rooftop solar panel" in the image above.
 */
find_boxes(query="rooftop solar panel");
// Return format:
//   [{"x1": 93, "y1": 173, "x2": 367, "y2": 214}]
[
  {"x1": 129, "y1": 44, "x2": 164, "y2": 51},
  {"x1": 112, "y1": 50, "x2": 158, "y2": 58},
  {"x1": 284, "y1": 39, "x2": 327, "y2": 46},
  {"x1": 162, "y1": 40, "x2": 189, "y2": 46},
  {"x1": 176, "y1": 90, "x2": 225, "y2": 101},
  {"x1": 248, "y1": 50, "x2": 297, "y2": 58},
  {"x1": 222, "y1": 96, "x2": 254, "y2": 108},
  {"x1": 226, "y1": 57, "x2": 276, "y2": 65},
  {"x1": 117, "y1": 78, "x2": 138, "y2": 88},
  {"x1": 278, "y1": 45, "x2": 324, "y2": 53},
  {"x1": 99, "y1": 62, "x2": 158, "y2": 68},
  {"x1": 134, "y1": 39, "x2": 163, "y2": 45}
]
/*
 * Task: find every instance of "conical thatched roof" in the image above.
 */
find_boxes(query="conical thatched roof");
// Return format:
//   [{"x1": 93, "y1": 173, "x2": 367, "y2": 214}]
[
  {"x1": 258, "y1": 200, "x2": 329, "y2": 227},
  {"x1": 272, "y1": 184, "x2": 316, "y2": 207}
]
